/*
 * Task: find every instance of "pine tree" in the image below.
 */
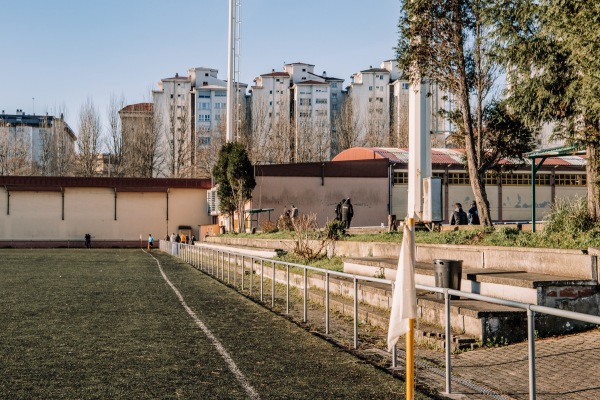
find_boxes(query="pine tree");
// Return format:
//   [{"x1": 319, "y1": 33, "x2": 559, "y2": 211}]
[{"x1": 491, "y1": 0, "x2": 600, "y2": 220}]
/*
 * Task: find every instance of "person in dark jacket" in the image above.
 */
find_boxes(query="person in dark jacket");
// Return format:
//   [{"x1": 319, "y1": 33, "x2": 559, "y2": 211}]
[
  {"x1": 335, "y1": 199, "x2": 345, "y2": 221},
  {"x1": 450, "y1": 203, "x2": 468, "y2": 225},
  {"x1": 341, "y1": 198, "x2": 354, "y2": 228},
  {"x1": 468, "y1": 200, "x2": 480, "y2": 225}
]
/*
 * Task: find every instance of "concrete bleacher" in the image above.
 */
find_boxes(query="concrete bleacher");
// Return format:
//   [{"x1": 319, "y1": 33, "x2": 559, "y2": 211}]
[{"x1": 204, "y1": 236, "x2": 600, "y2": 346}]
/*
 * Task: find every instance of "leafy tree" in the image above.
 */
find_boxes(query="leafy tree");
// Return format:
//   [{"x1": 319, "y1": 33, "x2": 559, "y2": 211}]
[
  {"x1": 397, "y1": 0, "x2": 533, "y2": 226},
  {"x1": 213, "y1": 142, "x2": 256, "y2": 232},
  {"x1": 490, "y1": 0, "x2": 600, "y2": 220}
]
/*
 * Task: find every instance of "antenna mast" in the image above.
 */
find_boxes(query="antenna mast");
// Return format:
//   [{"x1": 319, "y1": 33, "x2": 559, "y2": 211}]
[{"x1": 226, "y1": 0, "x2": 241, "y2": 143}]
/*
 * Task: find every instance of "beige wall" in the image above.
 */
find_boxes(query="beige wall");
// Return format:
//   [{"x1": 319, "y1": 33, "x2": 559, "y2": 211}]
[
  {"x1": 252, "y1": 176, "x2": 389, "y2": 227},
  {"x1": 0, "y1": 187, "x2": 210, "y2": 241}
]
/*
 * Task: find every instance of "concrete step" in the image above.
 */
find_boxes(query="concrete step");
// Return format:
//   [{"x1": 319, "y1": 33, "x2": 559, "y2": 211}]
[
  {"x1": 344, "y1": 257, "x2": 598, "y2": 307},
  {"x1": 306, "y1": 287, "x2": 482, "y2": 351}
]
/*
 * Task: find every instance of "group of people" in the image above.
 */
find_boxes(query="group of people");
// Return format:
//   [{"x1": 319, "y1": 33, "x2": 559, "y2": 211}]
[
  {"x1": 450, "y1": 201, "x2": 480, "y2": 226},
  {"x1": 335, "y1": 198, "x2": 354, "y2": 228}
]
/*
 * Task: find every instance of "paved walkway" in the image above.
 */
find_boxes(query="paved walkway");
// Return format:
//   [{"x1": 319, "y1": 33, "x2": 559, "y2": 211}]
[{"x1": 397, "y1": 328, "x2": 600, "y2": 399}]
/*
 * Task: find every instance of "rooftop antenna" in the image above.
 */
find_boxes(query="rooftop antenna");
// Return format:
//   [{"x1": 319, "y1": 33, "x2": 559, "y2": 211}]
[{"x1": 32, "y1": 97, "x2": 35, "y2": 115}]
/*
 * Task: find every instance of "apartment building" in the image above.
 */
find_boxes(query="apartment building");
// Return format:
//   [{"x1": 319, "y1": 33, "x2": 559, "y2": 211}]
[
  {"x1": 152, "y1": 67, "x2": 247, "y2": 177},
  {"x1": 0, "y1": 110, "x2": 76, "y2": 175},
  {"x1": 347, "y1": 60, "x2": 449, "y2": 149},
  {"x1": 250, "y1": 62, "x2": 344, "y2": 163}
]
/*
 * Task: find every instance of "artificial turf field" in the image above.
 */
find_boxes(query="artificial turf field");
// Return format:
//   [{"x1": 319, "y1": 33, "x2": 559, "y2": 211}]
[{"x1": 0, "y1": 248, "x2": 433, "y2": 399}]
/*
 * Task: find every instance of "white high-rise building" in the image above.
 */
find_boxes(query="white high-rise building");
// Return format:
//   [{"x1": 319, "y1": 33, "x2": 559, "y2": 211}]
[
  {"x1": 250, "y1": 62, "x2": 344, "y2": 162},
  {"x1": 347, "y1": 60, "x2": 449, "y2": 149},
  {"x1": 152, "y1": 67, "x2": 247, "y2": 177}
]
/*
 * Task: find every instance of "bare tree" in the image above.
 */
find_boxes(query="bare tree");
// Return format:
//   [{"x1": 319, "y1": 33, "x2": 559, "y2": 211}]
[
  {"x1": 106, "y1": 94, "x2": 126, "y2": 176},
  {"x1": 0, "y1": 123, "x2": 33, "y2": 176},
  {"x1": 364, "y1": 100, "x2": 389, "y2": 147},
  {"x1": 248, "y1": 95, "x2": 293, "y2": 164},
  {"x1": 165, "y1": 94, "x2": 194, "y2": 177},
  {"x1": 390, "y1": 92, "x2": 409, "y2": 148},
  {"x1": 75, "y1": 98, "x2": 102, "y2": 177},
  {"x1": 333, "y1": 96, "x2": 363, "y2": 153}
]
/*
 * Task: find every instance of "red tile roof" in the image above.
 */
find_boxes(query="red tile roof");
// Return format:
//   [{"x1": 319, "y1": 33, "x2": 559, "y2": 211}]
[
  {"x1": 261, "y1": 71, "x2": 290, "y2": 77},
  {"x1": 295, "y1": 80, "x2": 329, "y2": 85}
]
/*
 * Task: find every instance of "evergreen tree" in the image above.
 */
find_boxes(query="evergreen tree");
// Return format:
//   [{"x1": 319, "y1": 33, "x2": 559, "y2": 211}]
[
  {"x1": 213, "y1": 142, "x2": 256, "y2": 232},
  {"x1": 490, "y1": 0, "x2": 600, "y2": 220}
]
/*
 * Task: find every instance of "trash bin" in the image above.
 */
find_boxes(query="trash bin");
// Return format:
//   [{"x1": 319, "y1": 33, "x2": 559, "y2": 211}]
[{"x1": 433, "y1": 259, "x2": 463, "y2": 300}]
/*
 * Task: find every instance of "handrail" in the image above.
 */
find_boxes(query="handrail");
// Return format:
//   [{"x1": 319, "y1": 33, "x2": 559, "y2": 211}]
[{"x1": 160, "y1": 240, "x2": 600, "y2": 400}]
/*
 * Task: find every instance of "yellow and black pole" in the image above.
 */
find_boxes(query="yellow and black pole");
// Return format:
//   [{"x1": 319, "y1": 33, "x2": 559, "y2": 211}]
[{"x1": 406, "y1": 217, "x2": 415, "y2": 400}]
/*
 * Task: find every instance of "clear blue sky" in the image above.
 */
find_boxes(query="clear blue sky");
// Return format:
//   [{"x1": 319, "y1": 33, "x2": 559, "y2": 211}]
[{"x1": 0, "y1": 0, "x2": 400, "y2": 135}]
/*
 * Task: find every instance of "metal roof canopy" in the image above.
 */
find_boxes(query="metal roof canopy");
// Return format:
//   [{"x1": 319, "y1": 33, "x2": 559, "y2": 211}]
[{"x1": 525, "y1": 145, "x2": 586, "y2": 232}]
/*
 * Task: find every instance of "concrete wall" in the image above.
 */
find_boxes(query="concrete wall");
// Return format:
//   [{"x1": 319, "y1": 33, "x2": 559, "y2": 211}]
[
  {"x1": 0, "y1": 187, "x2": 210, "y2": 241},
  {"x1": 251, "y1": 175, "x2": 389, "y2": 227}
]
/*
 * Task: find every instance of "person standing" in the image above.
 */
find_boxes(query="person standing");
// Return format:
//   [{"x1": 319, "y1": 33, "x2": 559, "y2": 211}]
[
  {"x1": 335, "y1": 199, "x2": 345, "y2": 221},
  {"x1": 341, "y1": 198, "x2": 354, "y2": 229},
  {"x1": 84, "y1": 233, "x2": 91, "y2": 249},
  {"x1": 148, "y1": 234, "x2": 154, "y2": 250},
  {"x1": 171, "y1": 232, "x2": 178, "y2": 255},
  {"x1": 291, "y1": 205, "x2": 298, "y2": 224},
  {"x1": 468, "y1": 201, "x2": 480, "y2": 225},
  {"x1": 450, "y1": 203, "x2": 469, "y2": 225},
  {"x1": 191, "y1": 235, "x2": 196, "y2": 245}
]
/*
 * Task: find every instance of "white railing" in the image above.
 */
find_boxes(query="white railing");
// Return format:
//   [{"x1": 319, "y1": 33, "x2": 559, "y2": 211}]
[{"x1": 159, "y1": 240, "x2": 600, "y2": 400}]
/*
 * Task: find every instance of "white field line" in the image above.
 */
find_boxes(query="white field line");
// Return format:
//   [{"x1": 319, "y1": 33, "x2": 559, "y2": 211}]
[{"x1": 146, "y1": 250, "x2": 260, "y2": 400}]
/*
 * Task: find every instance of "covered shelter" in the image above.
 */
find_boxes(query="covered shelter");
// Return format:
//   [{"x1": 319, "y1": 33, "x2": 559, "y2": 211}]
[{"x1": 525, "y1": 145, "x2": 587, "y2": 232}]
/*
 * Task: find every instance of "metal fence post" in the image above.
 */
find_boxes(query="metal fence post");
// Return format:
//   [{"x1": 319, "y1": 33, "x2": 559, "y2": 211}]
[
  {"x1": 260, "y1": 259, "x2": 264, "y2": 302},
  {"x1": 241, "y1": 255, "x2": 245, "y2": 291},
  {"x1": 325, "y1": 271, "x2": 330, "y2": 335},
  {"x1": 353, "y1": 276, "x2": 358, "y2": 349},
  {"x1": 286, "y1": 265, "x2": 290, "y2": 315},
  {"x1": 249, "y1": 257, "x2": 254, "y2": 297},
  {"x1": 445, "y1": 289, "x2": 452, "y2": 394},
  {"x1": 271, "y1": 261, "x2": 275, "y2": 307},
  {"x1": 528, "y1": 307, "x2": 537, "y2": 400},
  {"x1": 303, "y1": 268, "x2": 308, "y2": 323}
]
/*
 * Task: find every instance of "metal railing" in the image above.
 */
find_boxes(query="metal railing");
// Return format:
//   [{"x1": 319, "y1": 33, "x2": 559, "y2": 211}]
[{"x1": 159, "y1": 240, "x2": 600, "y2": 400}]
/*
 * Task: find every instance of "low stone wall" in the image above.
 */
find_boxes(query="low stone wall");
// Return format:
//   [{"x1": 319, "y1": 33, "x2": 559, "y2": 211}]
[{"x1": 206, "y1": 236, "x2": 599, "y2": 280}]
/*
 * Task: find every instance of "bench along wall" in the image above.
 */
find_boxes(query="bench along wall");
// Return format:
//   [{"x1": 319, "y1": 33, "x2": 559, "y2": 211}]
[{"x1": 0, "y1": 176, "x2": 212, "y2": 243}]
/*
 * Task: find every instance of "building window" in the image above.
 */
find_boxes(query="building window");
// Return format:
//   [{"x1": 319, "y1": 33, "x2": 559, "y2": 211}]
[
  {"x1": 299, "y1": 98, "x2": 311, "y2": 106},
  {"x1": 269, "y1": 90, "x2": 273, "y2": 94},
  {"x1": 393, "y1": 172, "x2": 408, "y2": 185},
  {"x1": 331, "y1": 83, "x2": 338, "y2": 88},
  {"x1": 368, "y1": 86, "x2": 373, "y2": 91},
  {"x1": 198, "y1": 115, "x2": 210, "y2": 122},
  {"x1": 215, "y1": 114, "x2": 221, "y2": 120},
  {"x1": 315, "y1": 98, "x2": 327, "y2": 104},
  {"x1": 554, "y1": 174, "x2": 585, "y2": 186},
  {"x1": 380, "y1": 75, "x2": 384, "y2": 80},
  {"x1": 299, "y1": 111, "x2": 310, "y2": 117},
  {"x1": 198, "y1": 91, "x2": 210, "y2": 98},
  {"x1": 200, "y1": 102, "x2": 210, "y2": 110},
  {"x1": 315, "y1": 110, "x2": 327, "y2": 116},
  {"x1": 401, "y1": 82, "x2": 409, "y2": 90},
  {"x1": 198, "y1": 136, "x2": 211, "y2": 145},
  {"x1": 448, "y1": 172, "x2": 470, "y2": 185},
  {"x1": 170, "y1": 94, "x2": 174, "y2": 99}
]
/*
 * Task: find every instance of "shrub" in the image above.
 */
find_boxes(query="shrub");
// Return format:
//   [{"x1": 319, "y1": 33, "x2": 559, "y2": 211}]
[
  {"x1": 543, "y1": 196, "x2": 596, "y2": 237},
  {"x1": 259, "y1": 220, "x2": 278, "y2": 233},
  {"x1": 324, "y1": 219, "x2": 346, "y2": 240}
]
